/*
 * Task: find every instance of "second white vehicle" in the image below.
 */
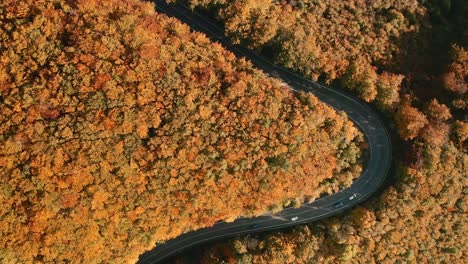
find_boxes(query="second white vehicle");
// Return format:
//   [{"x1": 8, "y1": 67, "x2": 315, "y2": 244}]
[
  {"x1": 291, "y1": 216, "x2": 299, "y2": 221},
  {"x1": 349, "y1": 193, "x2": 358, "y2": 200}
]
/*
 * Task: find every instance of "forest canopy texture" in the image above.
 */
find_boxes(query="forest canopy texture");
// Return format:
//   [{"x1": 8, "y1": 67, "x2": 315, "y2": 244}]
[
  {"x1": 173, "y1": 0, "x2": 468, "y2": 263},
  {"x1": 0, "y1": 0, "x2": 364, "y2": 262}
]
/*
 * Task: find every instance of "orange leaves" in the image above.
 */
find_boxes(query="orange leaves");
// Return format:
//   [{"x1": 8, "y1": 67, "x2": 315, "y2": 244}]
[
  {"x1": 121, "y1": 120, "x2": 134, "y2": 134},
  {"x1": 227, "y1": 79, "x2": 248, "y2": 99},
  {"x1": 78, "y1": 54, "x2": 95, "y2": 67},
  {"x1": 13, "y1": 132, "x2": 30, "y2": 147},
  {"x1": 170, "y1": 168, "x2": 178, "y2": 177},
  {"x1": 91, "y1": 191, "x2": 110, "y2": 210},
  {"x1": 453, "y1": 121, "x2": 468, "y2": 144},
  {"x1": 225, "y1": 150, "x2": 247, "y2": 163},
  {"x1": 26, "y1": 104, "x2": 60, "y2": 123},
  {"x1": 69, "y1": 168, "x2": 95, "y2": 192},
  {"x1": 424, "y1": 99, "x2": 451, "y2": 121},
  {"x1": 137, "y1": 82, "x2": 157, "y2": 106},
  {"x1": 342, "y1": 57, "x2": 378, "y2": 102},
  {"x1": 30, "y1": 210, "x2": 56, "y2": 234},
  {"x1": 41, "y1": 106, "x2": 60, "y2": 121},
  {"x1": 76, "y1": 63, "x2": 91, "y2": 74},
  {"x1": 136, "y1": 124, "x2": 148, "y2": 138},
  {"x1": 159, "y1": 143, "x2": 175, "y2": 158},
  {"x1": 375, "y1": 72, "x2": 403, "y2": 109},
  {"x1": 197, "y1": 66, "x2": 212, "y2": 85},
  {"x1": 52, "y1": 148, "x2": 69, "y2": 174},
  {"x1": 103, "y1": 118, "x2": 116, "y2": 130},
  {"x1": 168, "y1": 177, "x2": 178, "y2": 186},
  {"x1": 204, "y1": 179, "x2": 217, "y2": 189},
  {"x1": 0, "y1": 0, "x2": 364, "y2": 263},
  {"x1": 199, "y1": 105, "x2": 212, "y2": 119},
  {"x1": 61, "y1": 192, "x2": 80, "y2": 209},
  {"x1": 420, "y1": 122, "x2": 450, "y2": 147},
  {"x1": 443, "y1": 45, "x2": 467, "y2": 95},
  {"x1": 218, "y1": 174, "x2": 233, "y2": 186},
  {"x1": 94, "y1": 73, "x2": 111, "y2": 89},
  {"x1": 396, "y1": 102, "x2": 428, "y2": 140},
  {"x1": 187, "y1": 148, "x2": 199, "y2": 162},
  {"x1": 128, "y1": 206, "x2": 146, "y2": 221}
]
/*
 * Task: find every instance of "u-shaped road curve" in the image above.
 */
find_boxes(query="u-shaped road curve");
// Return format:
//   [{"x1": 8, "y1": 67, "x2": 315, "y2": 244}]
[{"x1": 138, "y1": 1, "x2": 392, "y2": 263}]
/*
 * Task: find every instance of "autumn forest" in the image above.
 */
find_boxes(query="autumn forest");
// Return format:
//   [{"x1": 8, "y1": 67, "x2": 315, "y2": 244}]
[
  {"x1": 0, "y1": 0, "x2": 466, "y2": 263},
  {"x1": 172, "y1": 0, "x2": 467, "y2": 263},
  {"x1": 0, "y1": 0, "x2": 364, "y2": 263}
]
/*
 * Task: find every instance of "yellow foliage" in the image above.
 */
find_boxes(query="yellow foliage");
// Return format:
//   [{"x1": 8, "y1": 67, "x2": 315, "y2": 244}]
[{"x1": 0, "y1": 0, "x2": 362, "y2": 262}]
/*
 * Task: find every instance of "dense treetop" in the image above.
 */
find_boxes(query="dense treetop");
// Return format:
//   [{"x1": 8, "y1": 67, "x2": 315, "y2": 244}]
[
  {"x1": 0, "y1": 0, "x2": 363, "y2": 262},
  {"x1": 191, "y1": 139, "x2": 466, "y2": 263},
  {"x1": 175, "y1": 0, "x2": 467, "y2": 263},
  {"x1": 181, "y1": 0, "x2": 425, "y2": 103}
]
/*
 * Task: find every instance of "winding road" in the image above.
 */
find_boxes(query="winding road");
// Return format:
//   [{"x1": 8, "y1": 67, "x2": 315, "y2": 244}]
[{"x1": 138, "y1": 1, "x2": 392, "y2": 263}]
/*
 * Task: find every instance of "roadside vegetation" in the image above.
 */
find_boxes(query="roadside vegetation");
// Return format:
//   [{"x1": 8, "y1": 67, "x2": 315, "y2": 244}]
[
  {"x1": 0, "y1": 0, "x2": 363, "y2": 262},
  {"x1": 172, "y1": 0, "x2": 467, "y2": 263}
]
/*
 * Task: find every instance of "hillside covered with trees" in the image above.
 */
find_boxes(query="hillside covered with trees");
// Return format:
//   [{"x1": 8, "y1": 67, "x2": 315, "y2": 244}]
[
  {"x1": 172, "y1": 0, "x2": 467, "y2": 263},
  {"x1": 0, "y1": 0, "x2": 364, "y2": 262}
]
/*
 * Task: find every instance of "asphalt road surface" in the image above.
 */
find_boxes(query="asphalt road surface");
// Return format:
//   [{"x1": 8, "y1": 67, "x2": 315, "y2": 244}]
[{"x1": 138, "y1": 1, "x2": 392, "y2": 263}]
